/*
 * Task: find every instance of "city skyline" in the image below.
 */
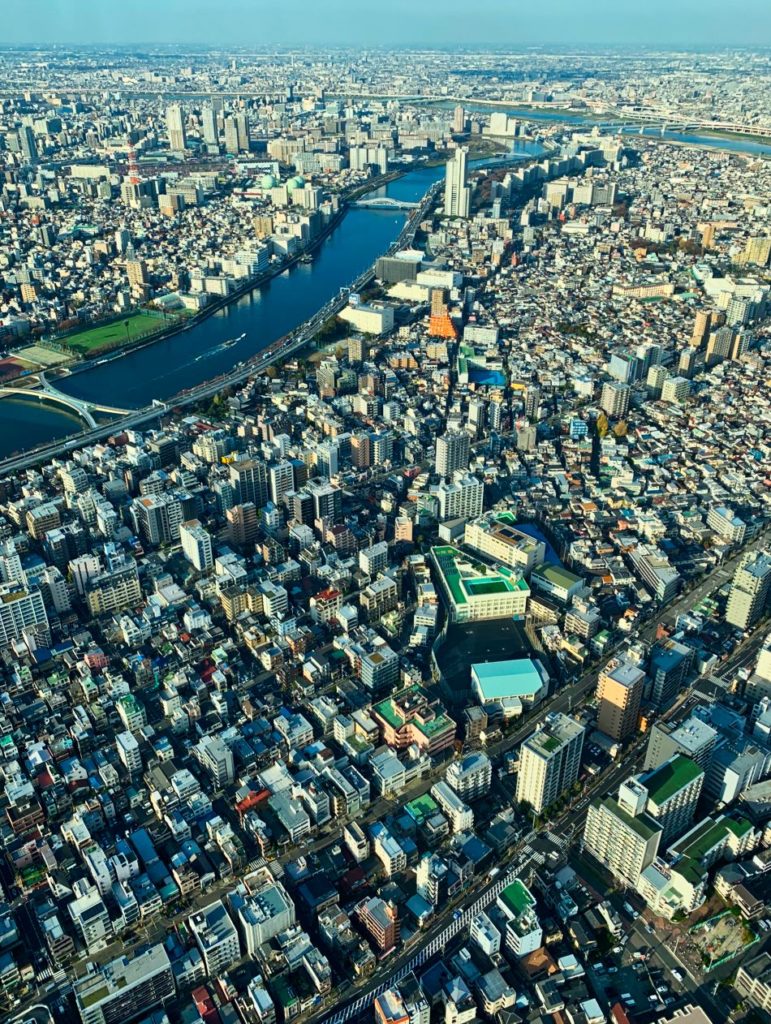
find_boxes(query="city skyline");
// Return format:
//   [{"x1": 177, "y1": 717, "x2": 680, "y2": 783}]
[{"x1": 3, "y1": 0, "x2": 771, "y2": 47}]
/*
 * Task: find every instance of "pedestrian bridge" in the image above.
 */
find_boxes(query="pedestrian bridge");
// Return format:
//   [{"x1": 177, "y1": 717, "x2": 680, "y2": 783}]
[
  {"x1": 352, "y1": 197, "x2": 420, "y2": 209},
  {"x1": 0, "y1": 377, "x2": 131, "y2": 429}
]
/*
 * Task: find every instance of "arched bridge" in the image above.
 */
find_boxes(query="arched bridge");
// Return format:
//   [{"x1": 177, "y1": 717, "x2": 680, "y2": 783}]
[
  {"x1": 352, "y1": 197, "x2": 420, "y2": 209},
  {"x1": 0, "y1": 374, "x2": 131, "y2": 429}
]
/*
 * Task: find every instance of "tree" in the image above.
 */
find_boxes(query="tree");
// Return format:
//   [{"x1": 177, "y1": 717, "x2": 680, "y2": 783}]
[{"x1": 265, "y1": 366, "x2": 278, "y2": 379}]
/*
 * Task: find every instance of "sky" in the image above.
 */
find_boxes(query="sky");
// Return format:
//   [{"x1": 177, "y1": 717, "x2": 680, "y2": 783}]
[{"x1": 2, "y1": 0, "x2": 770, "y2": 48}]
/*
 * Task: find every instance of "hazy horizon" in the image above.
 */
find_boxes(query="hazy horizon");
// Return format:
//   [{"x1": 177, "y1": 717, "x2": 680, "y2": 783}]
[{"x1": 4, "y1": 0, "x2": 771, "y2": 48}]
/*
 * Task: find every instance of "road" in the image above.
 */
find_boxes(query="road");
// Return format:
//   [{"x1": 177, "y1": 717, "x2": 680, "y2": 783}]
[{"x1": 0, "y1": 183, "x2": 440, "y2": 479}]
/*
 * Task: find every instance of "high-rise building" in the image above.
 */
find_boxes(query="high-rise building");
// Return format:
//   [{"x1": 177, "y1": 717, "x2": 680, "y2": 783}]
[
  {"x1": 85, "y1": 558, "x2": 141, "y2": 617},
  {"x1": 194, "y1": 735, "x2": 234, "y2": 788},
  {"x1": 229, "y1": 459, "x2": 268, "y2": 508},
  {"x1": 595, "y1": 656, "x2": 645, "y2": 741},
  {"x1": 515, "y1": 712, "x2": 585, "y2": 813},
  {"x1": 648, "y1": 638, "x2": 694, "y2": 709},
  {"x1": 524, "y1": 386, "x2": 540, "y2": 420},
  {"x1": 180, "y1": 520, "x2": 214, "y2": 572},
  {"x1": 600, "y1": 381, "x2": 630, "y2": 418},
  {"x1": 643, "y1": 715, "x2": 717, "y2": 772},
  {"x1": 740, "y1": 236, "x2": 771, "y2": 268},
  {"x1": 435, "y1": 471, "x2": 484, "y2": 522},
  {"x1": 691, "y1": 310, "x2": 711, "y2": 348},
  {"x1": 18, "y1": 125, "x2": 38, "y2": 165},
  {"x1": 166, "y1": 104, "x2": 187, "y2": 152},
  {"x1": 74, "y1": 944, "x2": 175, "y2": 1024},
  {"x1": 202, "y1": 105, "x2": 218, "y2": 147},
  {"x1": 444, "y1": 147, "x2": 470, "y2": 219},
  {"x1": 131, "y1": 493, "x2": 183, "y2": 546},
  {"x1": 636, "y1": 754, "x2": 704, "y2": 841},
  {"x1": 453, "y1": 105, "x2": 466, "y2": 134},
  {"x1": 269, "y1": 461, "x2": 295, "y2": 506},
  {"x1": 726, "y1": 552, "x2": 771, "y2": 631},
  {"x1": 0, "y1": 582, "x2": 50, "y2": 651},
  {"x1": 584, "y1": 778, "x2": 662, "y2": 886},
  {"x1": 224, "y1": 116, "x2": 239, "y2": 154},
  {"x1": 435, "y1": 431, "x2": 470, "y2": 477}
]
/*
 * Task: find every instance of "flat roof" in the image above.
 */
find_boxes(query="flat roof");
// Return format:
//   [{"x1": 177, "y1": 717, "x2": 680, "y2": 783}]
[
  {"x1": 471, "y1": 658, "x2": 546, "y2": 700},
  {"x1": 498, "y1": 878, "x2": 535, "y2": 918},
  {"x1": 533, "y1": 562, "x2": 582, "y2": 589},
  {"x1": 642, "y1": 754, "x2": 703, "y2": 806}
]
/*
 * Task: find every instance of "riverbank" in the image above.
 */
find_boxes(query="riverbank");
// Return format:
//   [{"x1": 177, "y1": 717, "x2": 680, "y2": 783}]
[{"x1": 11, "y1": 167, "x2": 411, "y2": 389}]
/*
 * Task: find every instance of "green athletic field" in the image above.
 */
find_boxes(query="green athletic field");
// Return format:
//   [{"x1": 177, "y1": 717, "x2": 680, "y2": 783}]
[{"x1": 61, "y1": 311, "x2": 168, "y2": 355}]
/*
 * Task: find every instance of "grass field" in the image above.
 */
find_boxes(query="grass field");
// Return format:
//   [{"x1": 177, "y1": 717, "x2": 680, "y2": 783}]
[{"x1": 61, "y1": 311, "x2": 168, "y2": 355}]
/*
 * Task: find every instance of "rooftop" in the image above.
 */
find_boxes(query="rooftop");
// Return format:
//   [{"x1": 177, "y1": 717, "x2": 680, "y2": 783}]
[
  {"x1": 471, "y1": 658, "x2": 547, "y2": 700},
  {"x1": 641, "y1": 754, "x2": 703, "y2": 806}
]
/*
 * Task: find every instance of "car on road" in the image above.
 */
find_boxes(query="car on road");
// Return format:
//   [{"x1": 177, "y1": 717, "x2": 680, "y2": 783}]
[{"x1": 671, "y1": 968, "x2": 684, "y2": 983}]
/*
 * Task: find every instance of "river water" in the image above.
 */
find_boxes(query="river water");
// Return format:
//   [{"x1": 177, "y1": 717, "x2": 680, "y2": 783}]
[{"x1": 0, "y1": 129, "x2": 766, "y2": 458}]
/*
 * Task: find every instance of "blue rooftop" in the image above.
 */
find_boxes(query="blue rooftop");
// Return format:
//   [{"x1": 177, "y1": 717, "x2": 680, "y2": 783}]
[{"x1": 471, "y1": 658, "x2": 546, "y2": 700}]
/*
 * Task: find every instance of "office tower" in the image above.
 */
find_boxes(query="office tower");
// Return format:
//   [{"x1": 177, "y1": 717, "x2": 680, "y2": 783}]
[
  {"x1": 0, "y1": 582, "x2": 50, "y2": 650},
  {"x1": 229, "y1": 459, "x2": 268, "y2": 508},
  {"x1": 741, "y1": 236, "x2": 771, "y2": 267},
  {"x1": 515, "y1": 712, "x2": 585, "y2": 813},
  {"x1": 636, "y1": 754, "x2": 704, "y2": 841},
  {"x1": 600, "y1": 381, "x2": 630, "y2": 418},
  {"x1": 524, "y1": 385, "x2": 540, "y2": 420},
  {"x1": 180, "y1": 520, "x2": 214, "y2": 572},
  {"x1": 189, "y1": 900, "x2": 240, "y2": 976},
  {"x1": 18, "y1": 125, "x2": 38, "y2": 165},
  {"x1": 583, "y1": 778, "x2": 662, "y2": 886},
  {"x1": 202, "y1": 105, "x2": 218, "y2": 147},
  {"x1": 595, "y1": 656, "x2": 645, "y2": 741},
  {"x1": 444, "y1": 147, "x2": 470, "y2": 218},
  {"x1": 726, "y1": 551, "x2": 771, "y2": 630},
  {"x1": 74, "y1": 944, "x2": 175, "y2": 1024},
  {"x1": 453, "y1": 105, "x2": 466, "y2": 133},
  {"x1": 435, "y1": 471, "x2": 484, "y2": 522},
  {"x1": 435, "y1": 430, "x2": 470, "y2": 477},
  {"x1": 165, "y1": 104, "x2": 186, "y2": 151},
  {"x1": 643, "y1": 715, "x2": 717, "y2": 772}
]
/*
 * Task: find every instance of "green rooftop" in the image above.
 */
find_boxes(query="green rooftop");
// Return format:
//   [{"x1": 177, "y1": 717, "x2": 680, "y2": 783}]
[
  {"x1": 642, "y1": 754, "x2": 703, "y2": 807},
  {"x1": 431, "y1": 545, "x2": 529, "y2": 608},
  {"x1": 498, "y1": 878, "x2": 535, "y2": 917},
  {"x1": 532, "y1": 562, "x2": 582, "y2": 590},
  {"x1": 405, "y1": 793, "x2": 440, "y2": 825}
]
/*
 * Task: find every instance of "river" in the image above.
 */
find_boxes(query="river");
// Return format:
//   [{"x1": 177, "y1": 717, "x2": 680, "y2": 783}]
[
  {"x1": 0, "y1": 128, "x2": 766, "y2": 458},
  {"x1": 0, "y1": 146, "x2": 541, "y2": 458}
]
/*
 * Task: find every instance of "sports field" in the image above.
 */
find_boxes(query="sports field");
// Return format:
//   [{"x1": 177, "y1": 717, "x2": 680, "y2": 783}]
[{"x1": 60, "y1": 311, "x2": 167, "y2": 355}]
